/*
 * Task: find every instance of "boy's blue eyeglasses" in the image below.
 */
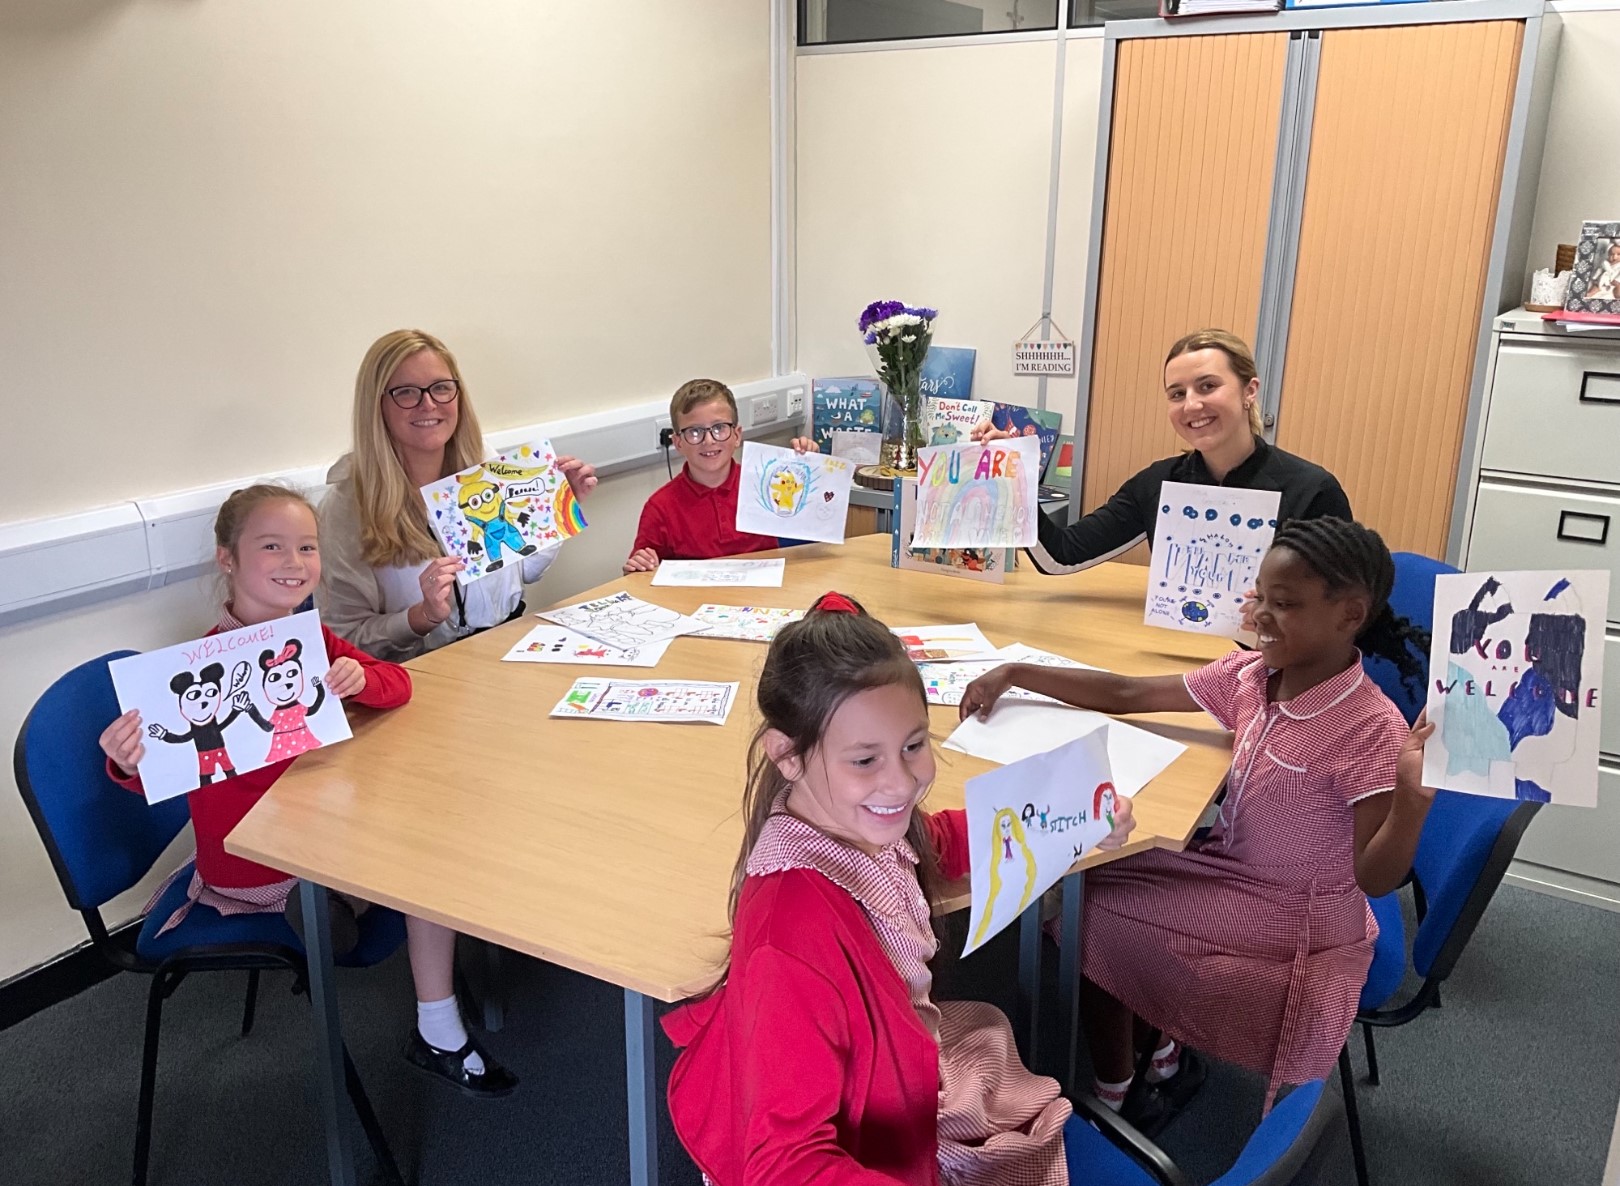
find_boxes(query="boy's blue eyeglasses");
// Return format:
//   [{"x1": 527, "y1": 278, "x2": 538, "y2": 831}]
[{"x1": 677, "y1": 422, "x2": 737, "y2": 445}]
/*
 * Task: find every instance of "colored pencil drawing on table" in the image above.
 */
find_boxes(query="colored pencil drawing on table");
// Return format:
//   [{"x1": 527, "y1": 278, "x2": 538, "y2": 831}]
[
  {"x1": 909, "y1": 437, "x2": 1040, "y2": 550},
  {"x1": 650, "y1": 558, "x2": 786, "y2": 588},
  {"x1": 502, "y1": 624, "x2": 670, "y2": 667},
  {"x1": 689, "y1": 605, "x2": 805, "y2": 643},
  {"x1": 734, "y1": 442, "x2": 854, "y2": 547},
  {"x1": 538, "y1": 591, "x2": 704, "y2": 653},
  {"x1": 889, "y1": 623, "x2": 999, "y2": 663},
  {"x1": 1144, "y1": 482, "x2": 1280, "y2": 638},
  {"x1": 108, "y1": 610, "x2": 351, "y2": 803},
  {"x1": 917, "y1": 644, "x2": 1102, "y2": 707},
  {"x1": 1423, "y1": 570, "x2": 1608, "y2": 806},
  {"x1": 549, "y1": 678, "x2": 739, "y2": 725},
  {"x1": 421, "y1": 439, "x2": 587, "y2": 585},
  {"x1": 963, "y1": 726, "x2": 1114, "y2": 957}
]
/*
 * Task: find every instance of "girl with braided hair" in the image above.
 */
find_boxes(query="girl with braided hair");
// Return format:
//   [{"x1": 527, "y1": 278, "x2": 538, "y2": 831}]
[{"x1": 960, "y1": 518, "x2": 1437, "y2": 1130}]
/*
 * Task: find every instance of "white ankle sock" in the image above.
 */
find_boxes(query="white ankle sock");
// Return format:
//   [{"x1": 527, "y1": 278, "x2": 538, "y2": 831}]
[
  {"x1": 417, "y1": 996, "x2": 484, "y2": 1074},
  {"x1": 1094, "y1": 1075, "x2": 1133, "y2": 1112},
  {"x1": 1146, "y1": 1039, "x2": 1180, "y2": 1083}
]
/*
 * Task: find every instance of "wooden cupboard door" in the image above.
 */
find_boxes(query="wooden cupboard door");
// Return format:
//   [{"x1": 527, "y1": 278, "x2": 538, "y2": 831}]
[
  {"x1": 1083, "y1": 32, "x2": 1289, "y2": 543},
  {"x1": 1275, "y1": 19, "x2": 1522, "y2": 557}
]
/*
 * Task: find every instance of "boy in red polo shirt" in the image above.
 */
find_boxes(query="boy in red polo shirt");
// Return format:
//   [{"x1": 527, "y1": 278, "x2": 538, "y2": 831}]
[{"x1": 624, "y1": 378, "x2": 818, "y2": 574}]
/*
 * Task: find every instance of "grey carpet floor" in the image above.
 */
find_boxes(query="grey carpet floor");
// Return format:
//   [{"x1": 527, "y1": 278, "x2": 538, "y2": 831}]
[{"x1": 1, "y1": 882, "x2": 1614, "y2": 1186}]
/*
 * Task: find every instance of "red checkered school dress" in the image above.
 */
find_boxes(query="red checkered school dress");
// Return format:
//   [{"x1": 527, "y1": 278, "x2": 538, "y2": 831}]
[
  {"x1": 1081, "y1": 650, "x2": 1406, "y2": 1105},
  {"x1": 749, "y1": 799, "x2": 1072, "y2": 1186}
]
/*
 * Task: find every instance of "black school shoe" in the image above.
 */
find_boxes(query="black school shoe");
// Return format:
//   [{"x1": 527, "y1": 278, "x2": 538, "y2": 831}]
[
  {"x1": 1121, "y1": 1049, "x2": 1207, "y2": 1138},
  {"x1": 404, "y1": 1031, "x2": 519, "y2": 1099}
]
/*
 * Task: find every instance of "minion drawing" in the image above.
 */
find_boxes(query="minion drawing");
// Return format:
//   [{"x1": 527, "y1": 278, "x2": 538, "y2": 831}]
[{"x1": 457, "y1": 475, "x2": 539, "y2": 571}]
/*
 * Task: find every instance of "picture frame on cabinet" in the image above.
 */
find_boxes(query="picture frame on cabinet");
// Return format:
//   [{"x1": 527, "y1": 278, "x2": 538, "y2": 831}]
[{"x1": 1563, "y1": 221, "x2": 1620, "y2": 315}]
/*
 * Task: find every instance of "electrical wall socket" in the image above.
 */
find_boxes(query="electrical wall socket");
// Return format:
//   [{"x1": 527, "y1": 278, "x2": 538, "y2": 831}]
[
  {"x1": 654, "y1": 414, "x2": 672, "y2": 446},
  {"x1": 751, "y1": 395, "x2": 780, "y2": 427},
  {"x1": 785, "y1": 387, "x2": 805, "y2": 418}
]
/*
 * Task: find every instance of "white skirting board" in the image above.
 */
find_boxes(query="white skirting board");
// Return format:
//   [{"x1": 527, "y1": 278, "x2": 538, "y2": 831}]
[{"x1": 0, "y1": 374, "x2": 809, "y2": 627}]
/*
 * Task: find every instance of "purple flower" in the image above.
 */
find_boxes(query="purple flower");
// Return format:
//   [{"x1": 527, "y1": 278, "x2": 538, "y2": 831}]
[
  {"x1": 863, "y1": 331, "x2": 877, "y2": 344},
  {"x1": 911, "y1": 306, "x2": 938, "y2": 322},
  {"x1": 858, "y1": 299, "x2": 905, "y2": 332}
]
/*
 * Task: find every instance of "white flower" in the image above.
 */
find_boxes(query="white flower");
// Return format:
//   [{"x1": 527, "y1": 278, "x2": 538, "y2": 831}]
[{"x1": 902, "y1": 334, "x2": 916, "y2": 342}]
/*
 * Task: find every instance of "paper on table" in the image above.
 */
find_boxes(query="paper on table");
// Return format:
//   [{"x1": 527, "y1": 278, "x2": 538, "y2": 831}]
[
  {"x1": 889, "y1": 623, "x2": 999, "y2": 663},
  {"x1": 1145, "y1": 482, "x2": 1279, "y2": 638},
  {"x1": 650, "y1": 558, "x2": 786, "y2": 588},
  {"x1": 689, "y1": 604, "x2": 805, "y2": 642},
  {"x1": 917, "y1": 644, "x2": 1103, "y2": 707},
  {"x1": 734, "y1": 442, "x2": 855, "y2": 546},
  {"x1": 501, "y1": 624, "x2": 670, "y2": 667},
  {"x1": 962, "y1": 724, "x2": 1116, "y2": 957},
  {"x1": 944, "y1": 701, "x2": 1187, "y2": 798},
  {"x1": 538, "y1": 591, "x2": 704, "y2": 652},
  {"x1": 548, "y1": 678, "x2": 739, "y2": 725}
]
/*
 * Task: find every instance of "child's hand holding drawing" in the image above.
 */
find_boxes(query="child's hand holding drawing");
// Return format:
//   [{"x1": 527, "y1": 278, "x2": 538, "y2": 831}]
[
  {"x1": 788, "y1": 437, "x2": 820, "y2": 454},
  {"x1": 323, "y1": 656, "x2": 368, "y2": 700},
  {"x1": 1098, "y1": 794, "x2": 1136, "y2": 851},
  {"x1": 100, "y1": 709, "x2": 146, "y2": 778},
  {"x1": 1397, "y1": 711, "x2": 1438, "y2": 804}
]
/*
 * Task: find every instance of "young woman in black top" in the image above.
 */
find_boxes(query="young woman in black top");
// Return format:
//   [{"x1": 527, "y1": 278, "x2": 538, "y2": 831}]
[{"x1": 978, "y1": 329, "x2": 1352, "y2": 575}]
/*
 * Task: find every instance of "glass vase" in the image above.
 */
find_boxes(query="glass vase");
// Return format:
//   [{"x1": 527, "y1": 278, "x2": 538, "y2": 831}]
[{"x1": 880, "y1": 374, "x2": 927, "y2": 475}]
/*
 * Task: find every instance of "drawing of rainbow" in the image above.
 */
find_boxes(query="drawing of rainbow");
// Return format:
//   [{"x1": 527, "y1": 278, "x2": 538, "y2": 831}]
[{"x1": 554, "y1": 480, "x2": 588, "y2": 537}]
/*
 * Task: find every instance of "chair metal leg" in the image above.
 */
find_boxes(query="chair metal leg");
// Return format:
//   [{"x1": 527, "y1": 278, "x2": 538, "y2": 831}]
[
  {"x1": 241, "y1": 969, "x2": 261, "y2": 1038},
  {"x1": 1362, "y1": 1021, "x2": 1380, "y2": 1087},
  {"x1": 343, "y1": 1045, "x2": 404, "y2": 1186},
  {"x1": 132, "y1": 972, "x2": 169, "y2": 1186},
  {"x1": 300, "y1": 880, "x2": 357, "y2": 1186},
  {"x1": 481, "y1": 941, "x2": 506, "y2": 1033},
  {"x1": 1338, "y1": 1044, "x2": 1371, "y2": 1186},
  {"x1": 1016, "y1": 901, "x2": 1042, "y2": 1068},
  {"x1": 625, "y1": 989, "x2": 659, "y2": 1186}
]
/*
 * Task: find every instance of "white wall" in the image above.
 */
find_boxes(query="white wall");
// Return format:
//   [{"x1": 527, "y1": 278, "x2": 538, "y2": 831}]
[
  {"x1": 0, "y1": 0, "x2": 771, "y2": 523},
  {"x1": 795, "y1": 35, "x2": 1105, "y2": 435}
]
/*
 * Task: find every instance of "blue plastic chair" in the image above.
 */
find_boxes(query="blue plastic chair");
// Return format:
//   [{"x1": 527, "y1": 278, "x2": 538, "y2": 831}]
[
  {"x1": 1068, "y1": 1079, "x2": 1344, "y2": 1186},
  {"x1": 12, "y1": 652, "x2": 406, "y2": 1186},
  {"x1": 1362, "y1": 550, "x2": 1455, "y2": 726}
]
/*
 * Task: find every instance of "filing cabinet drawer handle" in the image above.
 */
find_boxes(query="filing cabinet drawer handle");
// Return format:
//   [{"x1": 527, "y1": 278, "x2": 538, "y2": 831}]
[
  {"x1": 1558, "y1": 510, "x2": 1610, "y2": 545},
  {"x1": 1578, "y1": 371, "x2": 1620, "y2": 405}
]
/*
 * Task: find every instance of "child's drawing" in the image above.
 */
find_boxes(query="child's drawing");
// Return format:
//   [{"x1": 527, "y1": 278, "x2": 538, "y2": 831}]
[
  {"x1": 889, "y1": 623, "x2": 999, "y2": 663},
  {"x1": 109, "y1": 610, "x2": 351, "y2": 803},
  {"x1": 734, "y1": 442, "x2": 854, "y2": 546},
  {"x1": 502, "y1": 624, "x2": 671, "y2": 667},
  {"x1": 964, "y1": 725, "x2": 1114, "y2": 957},
  {"x1": 650, "y1": 558, "x2": 786, "y2": 588},
  {"x1": 917, "y1": 644, "x2": 1101, "y2": 706},
  {"x1": 910, "y1": 438, "x2": 1039, "y2": 550},
  {"x1": 1144, "y1": 482, "x2": 1280, "y2": 638},
  {"x1": 538, "y1": 591, "x2": 704, "y2": 653},
  {"x1": 1423, "y1": 570, "x2": 1607, "y2": 806},
  {"x1": 548, "y1": 678, "x2": 739, "y2": 725},
  {"x1": 688, "y1": 605, "x2": 806, "y2": 643},
  {"x1": 421, "y1": 439, "x2": 588, "y2": 585}
]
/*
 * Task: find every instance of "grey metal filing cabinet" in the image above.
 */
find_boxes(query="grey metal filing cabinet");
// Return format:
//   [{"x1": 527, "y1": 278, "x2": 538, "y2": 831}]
[{"x1": 1459, "y1": 308, "x2": 1620, "y2": 907}]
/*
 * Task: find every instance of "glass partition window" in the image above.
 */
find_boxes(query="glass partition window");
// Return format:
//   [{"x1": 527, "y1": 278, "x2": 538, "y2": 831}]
[{"x1": 799, "y1": 0, "x2": 1060, "y2": 45}]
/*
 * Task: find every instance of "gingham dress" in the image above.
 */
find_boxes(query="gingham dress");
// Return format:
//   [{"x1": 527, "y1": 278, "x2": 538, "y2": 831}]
[
  {"x1": 1081, "y1": 650, "x2": 1406, "y2": 1105},
  {"x1": 749, "y1": 801, "x2": 1072, "y2": 1186}
]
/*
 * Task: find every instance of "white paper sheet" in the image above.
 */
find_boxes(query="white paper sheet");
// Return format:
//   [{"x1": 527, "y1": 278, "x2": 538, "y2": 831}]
[
  {"x1": 538, "y1": 591, "x2": 704, "y2": 652},
  {"x1": 688, "y1": 604, "x2": 805, "y2": 642},
  {"x1": 962, "y1": 725, "x2": 1116, "y2": 957},
  {"x1": 548, "y1": 678, "x2": 739, "y2": 725},
  {"x1": 1423, "y1": 569, "x2": 1608, "y2": 806},
  {"x1": 889, "y1": 623, "x2": 999, "y2": 662},
  {"x1": 108, "y1": 610, "x2": 351, "y2": 803},
  {"x1": 734, "y1": 442, "x2": 855, "y2": 546},
  {"x1": 650, "y1": 558, "x2": 786, "y2": 588},
  {"x1": 917, "y1": 644, "x2": 1103, "y2": 707},
  {"x1": 910, "y1": 437, "x2": 1040, "y2": 550},
  {"x1": 1144, "y1": 482, "x2": 1280, "y2": 637},
  {"x1": 830, "y1": 429, "x2": 882, "y2": 465},
  {"x1": 501, "y1": 624, "x2": 670, "y2": 667},
  {"x1": 943, "y1": 701, "x2": 1187, "y2": 798}
]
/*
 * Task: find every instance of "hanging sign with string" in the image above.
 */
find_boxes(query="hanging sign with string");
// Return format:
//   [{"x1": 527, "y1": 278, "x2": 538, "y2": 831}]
[{"x1": 1012, "y1": 316, "x2": 1075, "y2": 376}]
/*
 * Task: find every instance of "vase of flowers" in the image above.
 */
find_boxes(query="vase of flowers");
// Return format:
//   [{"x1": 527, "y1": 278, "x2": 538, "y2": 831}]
[{"x1": 859, "y1": 299, "x2": 937, "y2": 475}]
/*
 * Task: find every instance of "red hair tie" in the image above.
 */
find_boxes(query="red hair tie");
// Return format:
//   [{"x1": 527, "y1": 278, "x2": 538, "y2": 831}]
[
  {"x1": 813, "y1": 592, "x2": 862, "y2": 616},
  {"x1": 265, "y1": 643, "x2": 298, "y2": 667}
]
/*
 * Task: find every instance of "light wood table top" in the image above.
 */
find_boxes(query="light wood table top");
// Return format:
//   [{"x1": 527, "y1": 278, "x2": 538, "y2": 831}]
[{"x1": 228, "y1": 535, "x2": 1234, "y2": 1002}]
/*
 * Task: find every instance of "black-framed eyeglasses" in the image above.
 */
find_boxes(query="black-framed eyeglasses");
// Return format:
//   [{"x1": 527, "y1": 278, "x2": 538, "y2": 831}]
[
  {"x1": 677, "y1": 422, "x2": 737, "y2": 445},
  {"x1": 386, "y1": 379, "x2": 460, "y2": 410}
]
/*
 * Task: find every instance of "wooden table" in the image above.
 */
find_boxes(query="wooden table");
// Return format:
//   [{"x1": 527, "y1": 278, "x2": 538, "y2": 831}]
[{"x1": 227, "y1": 535, "x2": 1233, "y2": 1186}]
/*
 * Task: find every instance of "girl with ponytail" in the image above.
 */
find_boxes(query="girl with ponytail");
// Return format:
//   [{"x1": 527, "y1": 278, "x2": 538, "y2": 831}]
[
  {"x1": 960, "y1": 519, "x2": 1438, "y2": 1129},
  {"x1": 663, "y1": 592, "x2": 1135, "y2": 1185}
]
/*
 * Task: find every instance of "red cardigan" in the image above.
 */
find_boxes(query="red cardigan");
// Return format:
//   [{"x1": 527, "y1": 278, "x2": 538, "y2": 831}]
[
  {"x1": 662, "y1": 809, "x2": 970, "y2": 1186},
  {"x1": 110, "y1": 625, "x2": 410, "y2": 888},
  {"x1": 631, "y1": 460, "x2": 782, "y2": 562}
]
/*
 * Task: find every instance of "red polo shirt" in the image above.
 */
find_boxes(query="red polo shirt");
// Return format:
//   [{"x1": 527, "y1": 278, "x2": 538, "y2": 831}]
[{"x1": 632, "y1": 460, "x2": 782, "y2": 561}]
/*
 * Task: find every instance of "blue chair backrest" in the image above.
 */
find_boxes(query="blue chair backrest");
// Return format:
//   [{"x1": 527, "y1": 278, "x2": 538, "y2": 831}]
[
  {"x1": 1360, "y1": 890, "x2": 1408, "y2": 1011},
  {"x1": 13, "y1": 651, "x2": 190, "y2": 912},
  {"x1": 1212, "y1": 1079, "x2": 1338, "y2": 1186},
  {"x1": 1410, "y1": 791, "x2": 1538, "y2": 980},
  {"x1": 1363, "y1": 551, "x2": 1457, "y2": 725}
]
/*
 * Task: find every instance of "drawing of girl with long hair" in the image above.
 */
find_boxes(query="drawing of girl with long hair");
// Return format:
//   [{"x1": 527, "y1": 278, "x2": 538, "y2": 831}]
[
  {"x1": 1094, "y1": 782, "x2": 1118, "y2": 832},
  {"x1": 972, "y1": 808, "x2": 1038, "y2": 948}
]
